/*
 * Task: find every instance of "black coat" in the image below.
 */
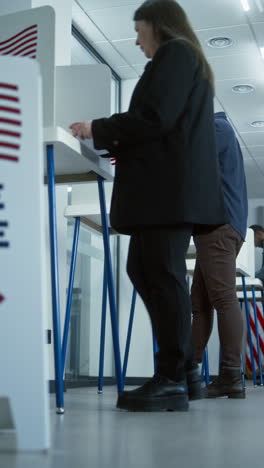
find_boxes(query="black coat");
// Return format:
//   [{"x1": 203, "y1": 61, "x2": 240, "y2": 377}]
[{"x1": 92, "y1": 39, "x2": 228, "y2": 235}]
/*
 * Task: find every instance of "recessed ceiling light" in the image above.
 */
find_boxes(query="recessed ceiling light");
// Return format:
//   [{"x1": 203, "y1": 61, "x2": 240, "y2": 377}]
[
  {"x1": 207, "y1": 37, "x2": 233, "y2": 48},
  {"x1": 251, "y1": 121, "x2": 264, "y2": 128},
  {"x1": 232, "y1": 84, "x2": 255, "y2": 93}
]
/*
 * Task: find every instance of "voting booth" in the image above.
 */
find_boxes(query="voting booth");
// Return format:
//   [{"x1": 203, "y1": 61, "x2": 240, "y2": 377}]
[{"x1": 0, "y1": 57, "x2": 50, "y2": 450}]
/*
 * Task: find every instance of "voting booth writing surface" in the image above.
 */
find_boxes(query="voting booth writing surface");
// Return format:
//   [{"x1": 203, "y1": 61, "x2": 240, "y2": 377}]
[{"x1": 0, "y1": 57, "x2": 50, "y2": 450}]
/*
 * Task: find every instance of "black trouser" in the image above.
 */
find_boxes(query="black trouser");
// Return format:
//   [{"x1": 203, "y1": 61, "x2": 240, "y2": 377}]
[{"x1": 127, "y1": 225, "x2": 193, "y2": 381}]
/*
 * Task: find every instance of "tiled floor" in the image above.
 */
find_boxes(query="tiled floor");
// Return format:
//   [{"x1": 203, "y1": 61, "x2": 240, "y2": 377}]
[{"x1": 1, "y1": 384, "x2": 264, "y2": 468}]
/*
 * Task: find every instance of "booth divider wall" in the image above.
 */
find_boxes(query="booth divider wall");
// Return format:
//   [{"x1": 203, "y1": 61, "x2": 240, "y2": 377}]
[{"x1": 0, "y1": 56, "x2": 50, "y2": 451}]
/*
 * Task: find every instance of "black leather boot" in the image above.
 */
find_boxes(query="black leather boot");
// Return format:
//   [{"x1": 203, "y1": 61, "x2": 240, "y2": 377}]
[
  {"x1": 116, "y1": 375, "x2": 189, "y2": 411},
  {"x1": 206, "y1": 366, "x2": 245, "y2": 399},
  {"x1": 186, "y1": 368, "x2": 204, "y2": 400}
]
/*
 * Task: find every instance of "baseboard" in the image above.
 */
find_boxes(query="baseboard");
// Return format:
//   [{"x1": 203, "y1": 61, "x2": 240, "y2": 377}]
[
  {"x1": 50, "y1": 374, "x2": 252, "y2": 393},
  {"x1": 49, "y1": 375, "x2": 219, "y2": 393}
]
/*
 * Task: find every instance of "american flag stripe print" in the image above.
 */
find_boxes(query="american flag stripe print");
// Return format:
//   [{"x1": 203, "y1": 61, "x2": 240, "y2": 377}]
[
  {"x1": 0, "y1": 25, "x2": 38, "y2": 59},
  {"x1": 0, "y1": 83, "x2": 21, "y2": 163},
  {"x1": 245, "y1": 300, "x2": 264, "y2": 376}
]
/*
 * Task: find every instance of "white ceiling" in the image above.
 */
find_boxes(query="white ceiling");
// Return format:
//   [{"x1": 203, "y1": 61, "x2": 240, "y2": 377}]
[{"x1": 72, "y1": 0, "x2": 264, "y2": 198}]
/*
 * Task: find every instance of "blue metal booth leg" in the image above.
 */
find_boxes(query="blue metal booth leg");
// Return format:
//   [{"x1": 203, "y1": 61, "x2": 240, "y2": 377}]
[
  {"x1": 62, "y1": 216, "x2": 80, "y2": 372},
  {"x1": 122, "y1": 288, "x2": 137, "y2": 381},
  {"x1": 98, "y1": 263, "x2": 108, "y2": 393},
  {"x1": 201, "y1": 347, "x2": 210, "y2": 385},
  {"x1": 46, "y1": 144, "x2": 64, "y2": 413},
  {"x1": 97, "y1": 176, "x2": 124, "y2": 393}
]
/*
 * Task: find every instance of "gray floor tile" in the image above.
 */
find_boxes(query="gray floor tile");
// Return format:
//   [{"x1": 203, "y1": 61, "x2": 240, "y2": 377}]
[{"x1": 1, "y1": 384, "x2": 264, "y2": 468}]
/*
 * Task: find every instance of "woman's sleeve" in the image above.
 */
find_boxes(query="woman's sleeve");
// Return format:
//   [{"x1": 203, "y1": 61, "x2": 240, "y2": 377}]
[{"x1": 92, "y1": 41, "x2": 197, "y2": 153}]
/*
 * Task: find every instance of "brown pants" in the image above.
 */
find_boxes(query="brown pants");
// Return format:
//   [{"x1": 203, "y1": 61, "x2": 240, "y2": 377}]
[{"x1": 191, "y1": 224, "x2": 244, "y2": 368}]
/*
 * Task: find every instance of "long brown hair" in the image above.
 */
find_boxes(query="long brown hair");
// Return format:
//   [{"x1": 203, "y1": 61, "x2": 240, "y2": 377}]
[{"x1": 134, "y1": 0, "x2": 215, "y2": 94}]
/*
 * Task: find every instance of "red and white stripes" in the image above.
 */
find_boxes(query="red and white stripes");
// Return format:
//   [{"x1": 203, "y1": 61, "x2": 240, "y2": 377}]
[
  {"x1": 0, "y1": 83, "x2": 21, "y2": 162},
  {"x1": 245, "y1": 300, "x2": 264, "y2": 376},
  {"x1": 0, "y1": 24, "x2": 38, "y2": 59}
]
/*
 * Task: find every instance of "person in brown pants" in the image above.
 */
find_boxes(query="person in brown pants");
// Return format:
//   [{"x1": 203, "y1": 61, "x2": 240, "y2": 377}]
[{"x1": 190, "y1": 112, "x2": 248, "y2": 398}]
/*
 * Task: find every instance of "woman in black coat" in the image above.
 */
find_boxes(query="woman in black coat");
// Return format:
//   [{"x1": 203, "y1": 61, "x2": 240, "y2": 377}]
[{"x1": 70, "y1": 0, "x2": 228, "y2": 412}]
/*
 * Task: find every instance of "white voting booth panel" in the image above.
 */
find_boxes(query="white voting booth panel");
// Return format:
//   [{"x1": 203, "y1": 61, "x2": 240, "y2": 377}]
[
  {"x1": 0, "y1": 57, "x2": 49, "y2": 450},
  {"x1": 0, "y1": 7, "x2": 114, "y2": 385},
  {"x1": 0, "y1": 6, "x2": 114, "y2": 177},
  {"x1": 0, "y1": 6, "x2": 55, "y2": 127},
  {"x1": 44, "y1": 64, "x2": 114, "y2": 180},
  {"x1": 0, "y1": 5, "x2": 114, "y2": 179}
]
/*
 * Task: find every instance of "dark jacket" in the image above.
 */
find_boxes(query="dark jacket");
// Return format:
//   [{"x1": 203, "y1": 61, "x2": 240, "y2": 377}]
[
  {"x1": 214, "y1": 112, "x2": 248, "y2": 239},
  {"x1": 92, "y1": 39, "x2": 228, "y2": 235}
]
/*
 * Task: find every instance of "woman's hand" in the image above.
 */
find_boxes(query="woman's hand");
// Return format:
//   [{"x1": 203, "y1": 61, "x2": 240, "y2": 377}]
[{"x1": 69, "y1": 120, "x2": 93, "y2": 140}]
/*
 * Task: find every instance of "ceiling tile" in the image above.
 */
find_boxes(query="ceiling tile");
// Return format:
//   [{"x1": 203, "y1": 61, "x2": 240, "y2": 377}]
[
  {"x1": 87, "y1": 5, "x2": 138, "y2": 41},
  {"x1": 72, "y1": 1, "x2": 106, "y2": 42},
  {"x1": 251, "y1": 21, "x2": 264, "y2": 47},
  {"x1": 240, "y1": 131, "x2": 264, "y2": 146},
  {"x1": 93, "y1": 41, "x2": 128, "y2": 67},
  {"x1": 177, "y1": 0, "x2": 248, "y2": 30},
  {"x1": 241, "y1": 147, "x2": 251, "y2": 160},
  {"x1": 112, "y1": 39, "x2": 149, "y2": 65},
  {"x1": 209, "y1": 53, "x2": 264, "y2": 80},
  {"x1": 116, "y1": 66, "x2": 138, "y2": 79},
  {"x1": 213, "y1": 96, "x2": 225, "y2": 112},
  {"x1": 246, "y1": 147, "x2": 264, "y2": 159},
  {"x1": 246, "y1": 2, "x2": 264, "y2": 23},
  {"x1": 77, "y1": 1, "x2": 142, "y2": 11},
  {"x1": 215, "y1": 78, "x2": 264, "y2": 134},
  {"x1": 197, "y1": 25, "x2": 258, "y2": 58},
  {"x1": 132, "y1": 64, "x2": 146, "y2": 76}
]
